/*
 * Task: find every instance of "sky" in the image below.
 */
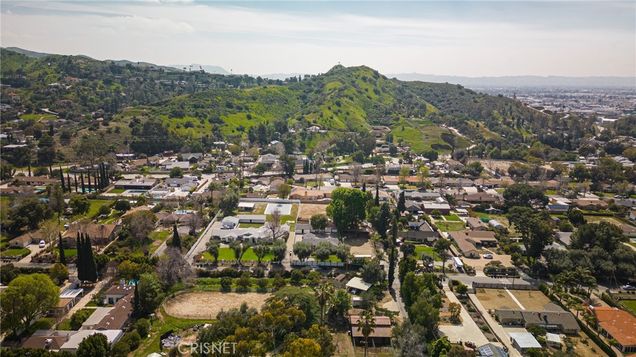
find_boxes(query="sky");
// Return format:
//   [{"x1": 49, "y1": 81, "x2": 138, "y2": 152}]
[{"x1": 1, "y1": 1, "x2": 635, "y2": 77}]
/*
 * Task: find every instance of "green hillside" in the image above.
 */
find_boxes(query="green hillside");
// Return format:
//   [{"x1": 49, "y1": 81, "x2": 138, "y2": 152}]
[{"x1": 2, "y1": 47, "x2": 591, "y2": 159}]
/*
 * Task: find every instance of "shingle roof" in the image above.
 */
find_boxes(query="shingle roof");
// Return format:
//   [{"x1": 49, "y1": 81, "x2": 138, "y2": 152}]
[{"x1": 592, "y1": 306, "x2": 636, "y2": 347}]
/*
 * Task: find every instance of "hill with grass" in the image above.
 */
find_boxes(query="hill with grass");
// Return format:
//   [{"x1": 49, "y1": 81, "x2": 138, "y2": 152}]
[{"x1": 1, "y1": 47, "x2": 593, "y2": 159}]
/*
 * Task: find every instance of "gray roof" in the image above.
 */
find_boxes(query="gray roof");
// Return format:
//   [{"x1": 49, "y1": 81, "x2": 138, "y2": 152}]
[{"x1": 509, "y1": 332, "x2": 541, "y2": 349}]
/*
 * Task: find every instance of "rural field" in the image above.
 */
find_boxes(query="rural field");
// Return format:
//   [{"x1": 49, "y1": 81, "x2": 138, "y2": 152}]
[
  {"x1": 298, "y1": 203, "x2": 328, "y2": 221},
  {"x1": 475, "y1": 288, "x2": 520, "y2": 310},
  {"x1": 163, "y1": 292, "x2": 271, "y2": 319}
]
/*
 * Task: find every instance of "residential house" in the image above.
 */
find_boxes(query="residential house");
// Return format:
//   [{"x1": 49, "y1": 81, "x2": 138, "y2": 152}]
[
  {"x1": 590, "y1": 306, "x2": 636, "y2": 353},
  {"x1": 449, "y1": 230, "x2": 498, "y2": 258},
  {"x1": 465, "y1": 217, "x2": 488, "y2": 231},
  {"x1": 103, "y1": 283, "x2": 134, "y2": 305},
  {"x1": 349, "y1": 315, "x2": 392, "y2": 347},
  {"x1": 495, "y1": 309, "x2": 580, "y2": 334},
  {"x1": 509, "y1": 332, "x2": 542, "y2": 351},
  {"x1": 113, "y1": 178, "x2": 157, "y2": 190},
  {"x1": 398, "y1": 220, "x2": 439, "y2": 243},
  {"x1": 346, "y1": 277, "x2": 372, "y2": 295},
  {"x1": 59, "y1": 330, "x2": 123, "y2": 353},
  {"x1": 62, "y1": 223, "x2": 119, "y2": 246}
]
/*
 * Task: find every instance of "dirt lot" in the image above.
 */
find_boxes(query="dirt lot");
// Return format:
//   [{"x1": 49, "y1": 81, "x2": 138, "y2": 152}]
[
  {"x1": 346, "y1": 236, "x2": 375, "y2": 256},
  {"x1": 464, "y1": 252, "x2": 513, "y2": 271},
  {"x1": 475, "y1": 288, "x2": 520, "y2": 311},
  {"x1": 509, "y1": 290, "x2": 556, "y2": 311},
  {"x1": 164, "y1": 292, "x2": 271, "y2": 319},
  {"x1": 298, "y1": 203, "x2": 328, "y2": 221}
]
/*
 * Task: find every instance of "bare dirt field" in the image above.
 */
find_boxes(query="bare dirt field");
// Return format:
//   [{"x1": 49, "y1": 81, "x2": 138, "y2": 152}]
[
  {"x1": 509, "y1": 289, "x2": 556, "y2": 311},
  {"x1": 465, "y1": 252, "x2": 513, "y2": 271},
  {"x1": 298, "y1": 203, "x2": 328, "y2": 221},
  {"x1": 163, "y1": 292, "x2": 271, "y2": 319},
  {"x1": 345, "y1": 236, "x2": 375, "y2": 256},
  {"x1": 475, "y1": 288, "x2": 521, "y2": 311}
]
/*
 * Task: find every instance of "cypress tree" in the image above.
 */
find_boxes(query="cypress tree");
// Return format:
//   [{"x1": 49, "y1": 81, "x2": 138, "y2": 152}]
[
  {"x1": 84, "y1": 234, "x2": 98, "y2": 282},
  {"x1": 66, "y1": 173, "x2": 71, "y2": 192},
  {"x1": 87, "y1": 171, "x2": 92, "y2": 192},
  {"x1": 170, "y1": 223, "x2": 181, "y2": 250},
  {"x1": 133, "y1": 282, "x2": 141, "y2": 317},
  {"x1": 80, "y1": 173, "x2": 86, "y2": 194},
  {"x1": 59, "y1": 166, "x2": 66, "y2": 192},
  {"x1": 397, "y1": 191, "x2": 406, "y2": 213},
  {"x1": 58, "y1": 232, "x2": 66, "y2": 265},
  {"x1": 73, "y1": 174, "x2": 78, "y2": 193},
  {"x1": 374, "y1": 184, "x2": 380, "y2": 206},
  {"x1": 362, "y1": 181, "x2": 366, "y2": 192},
  {"x1": 76, "y1": 233, "x2": 84, "y2": 281}
]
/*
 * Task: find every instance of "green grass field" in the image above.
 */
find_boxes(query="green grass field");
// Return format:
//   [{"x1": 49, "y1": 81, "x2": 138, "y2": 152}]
[
  {"x1": 621, "y1": 300, "x2": 636, "y2": 316},
  {"x1": 202, "y1": 247, "x2": 275, "y2": 262},
  {"x1": 109, "y1": 188, "x2": 126, "y2": 194},
  {"x1": 20, "y1": 113, "x2": 57, "y2": 121},
  {"x1": 443, "y1": 214, "x2": 462, "y2": 221},
  {"x1": 149, "y1": 230, "x2": 170, "y2": 242},
  {"x1": 0, "y1": 248, "x2": 30, "y2": 257},
  {"x1": 435, "y1": 221, "x2": 466, "y2": 232},
  {"x1": 415, "y1": 245, "x2": 441, "y2": 261}
]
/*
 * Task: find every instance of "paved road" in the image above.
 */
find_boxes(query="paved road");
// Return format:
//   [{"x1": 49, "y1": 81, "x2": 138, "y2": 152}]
[
  {"x1": 439, "y1": 285, "x2": 490, "y2": 346},
  {"x1": 469, "y1": 293, "x2": 522, "y2": 357},
  {"x1": 380, "y1": 249, "x2": 408, "y2": 320},
  {"x1": 282, "y1": 230, "x2": 298, "y2": 270},
  {"x1": 184, "y1": 211, "x2": 220, "y2": 264}
]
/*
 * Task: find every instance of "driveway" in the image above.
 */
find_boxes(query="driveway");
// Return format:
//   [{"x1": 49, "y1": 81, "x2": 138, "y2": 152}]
[
  {"x1": 184, "y1": 211, "x2": 220, "y2": 264},
  {"x1": 468, "y1": 293, "x2": 522, "y2": 357},
  {"x1": 438, "y1": 285, "x2": 489, "y2": 346}
]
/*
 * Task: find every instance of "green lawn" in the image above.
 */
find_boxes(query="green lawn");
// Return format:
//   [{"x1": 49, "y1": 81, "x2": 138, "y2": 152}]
[
  {"x1": 435, "y1": 221, "x2": 466, "y2": 232},
  {"x1": 109, "y1": 188, "x2": 126, "y2": 194},
  {"x1": 313, "y1": 254, "x2": 342, "y2": 263},
  {"x1": 202, "y1": 247, "x2": 275, "y2": 262},
  {"x1": 63, "y1": 249, "x2": 77, "y2": 257},
  {"x1": 443, "y1": 214, "x2": 462, "y2": 222},
  {"x1": 20, "y1": 113, "x2": 57, "y2": 121},
  {"x1": 415, "y1": 245, "x2": 441, "y2": 261},
  {"x1": 0, "y1": 248, "x2": 30, "y2": 257},
  {"x1": 0, "y1": 196, "x2": 10, "y2": 221},
  {"x1": 134, "y1": 308, "x2": 212, "y2": 357},
  {"x1": 239, "y1": 223, "x2": 263, "y2": 228},
  {"x1": 621, "y1": 300, "x2": 636, "y2": 316},
  {"x1": 78, "y1": 199, "x2": 114, "y2": 219},
  {"x1": 56, "y1": 319, "x2": 73, "y2": 330},
  {"x1": 149, "y1": 230, "x2": 171, "y2": 242}
]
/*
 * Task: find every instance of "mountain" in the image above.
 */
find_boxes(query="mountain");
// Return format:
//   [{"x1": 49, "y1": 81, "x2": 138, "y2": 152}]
[
  {"x1": 171, "y1": 64, "x2": 230, "y2": 75},
  {"x1": 1, "y1": 48, "x2": 595, "y2": 159},
  {"x1": 390, "y1": 73, "x2": 636, "y2": 88},
  {"x1": 3, "y1": 47, "x2": 52, "y2": 58}
]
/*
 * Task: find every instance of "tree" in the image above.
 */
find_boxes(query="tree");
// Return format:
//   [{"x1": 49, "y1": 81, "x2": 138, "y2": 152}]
[
  {"x1": 169, "y1": 167, "x2": 183, "y2": 178},
  {"x1": 49, "y1": 263, "x2": 69, "y2": 285},
  {"x1": 267, "y1": 209, "x2": 283, "y2": 239},
  {"x1": 503, "y1": 183, "x2": 548, "y2": 209},
  {"x1": 278, "y1": 183, "x2": 291, "y2": 199},
  {"x1": 507, "y1": 208, "x2": 553, "y2": 264},
  {"x1": 351, "y1": 162, "x2": 362, "y2": 186},
  {"x1": 448, "y1": 302, "x2": 461, "y2": 323},
  {"x1": 329, "y1": 289, "x2": 351, "y2": 321},
  {"x1": 283, "y1": 338, "x2": 321, "y2": 357},
  {"x1": 280, "y1": 154, "x2": 295, "y2": 177},
  {"x1": 219, "y1": 188, "x2": 239, "y2": 216},
  {"x1": 361, "y1": 258, "x2": 385, "y2": 284},
  {"x1": 399, "y1": 165, "x2": 410, "y2": 186},
  {"x1": 253, "y1": 244, "x2": 270, "y2": 264},
  {"x1": 75, "y1": 133, "x2": 109, "y2": 167},
  {"x1": 417, "y1": 165, "x2": 430, "y2": 188},
  {"x1": 123, "y1": 210, "x2": 156, "y2": 246},
  {"x1": 371, "y1": 202, "x2": 392, "y2": 240},
  {"x1": 310, "y1": 214, "x2": 328, "y2": 231},
  {"x1": 77, "y1": 234, "x2": 98, "y2": 283},
  {"x1": 137, "y1": 273, "x2": 164, "y2": 316},
  {"x1": 357, "y1": 308, "x2": 376, "y2": 357},
  {"x1": 0, "y1": 274, "x2": 59, "y2": 336},
  {"x1": 5, "y1": 197, "x2": 52, "y2": 234},
  {"x1": 314, "y1": 283, "x2": 335, "y2": 326},
  {"x1": 294, "y1": 241, "x2": 314, "y2": 261},
  {"x1": 429, "y1": 337, "x2": 452, "y2": 357},
  {"x1": 326, "y1": 188, "x2": 367, "y2": 236},
  {"x1": 69, "y1": 195, "x2": 90, "y2": 215},
  {"x1": 392, "y1": 321, "x2": 427, "y2": 357},
  {"x1": 70, "y1": 309, "x2": 93, "y2": 330},
  {"x1": 304, "y1": 324, "x2": 335, "y2": 357},
  {"x1": 169, "y1": 223, "x2": 181, "y2": 249},
  {"x1": 230, "y1": 241, "x2": 248, "y2": 265},
  {"x1": 157, "y1": 247, "x2": 192, "y2": 288},
  {"x1": 567, "y1": 209, "x2": 586, "y2": 226},
  {"x1": 397, "y1": 191, "x2": 406, "y2": 213},
  {"x1": 76, "y1": 333, "x2": 109, "y2": 357},
  {"x1": 58, "y1": 232, "x2": 66, "y2": 265},
  {"x1": 434, "y1": 238, "x2": 452, "y2": 278},
  {"x1": 207, "y1": 242, "x2": 220, "y2": 263},
  {"x1": 49, "y1": 184, "x2": 65, "y2": 221}
]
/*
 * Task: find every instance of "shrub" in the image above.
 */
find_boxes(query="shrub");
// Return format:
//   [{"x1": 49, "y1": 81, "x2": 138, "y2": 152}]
[
  {"x1": 220, "y1": 277, "x2": 232, "y2": 292},
  {"x1": 134, "y1": 318, "x2": 150, "y2": 338}
]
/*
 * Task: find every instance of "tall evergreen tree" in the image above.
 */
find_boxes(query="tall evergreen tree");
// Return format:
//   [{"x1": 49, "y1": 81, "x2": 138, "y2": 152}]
[
  {"x1": 397, "y1": 191, "x2": 406, "y2": 213},
  {"x1": 374, "y1": 184, "x2": 380, "y2": 206},
  {"x1": 76, "y1": 233, "x2": 84, "y2": 281},
  {"x1": 133, "y1": 282, "x2": 141, "y2": 317},
  {"x1": 58, "y1": 232, "x2": 66, "y2": 265},
  {"x1": 170, "y1": 223, "x2": 181, "y2": 250},
  {"x1": 362, "y1": 181, "x2": 366, "y2": 192},
  {"x1": 59, "y1": 166, "x2": 66, "y2": 192},
  {"x1": 84, "y1": 234, "x2": 98, "y2": 282}
]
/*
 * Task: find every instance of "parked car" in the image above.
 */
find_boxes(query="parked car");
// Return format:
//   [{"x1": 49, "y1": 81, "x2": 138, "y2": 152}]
[
  {"x1": 621, "y1": 284, "x2": 636, "y2": 291},
  {"x1": 38, "y1": 240, "x2": 46, "y2": 248},
  {"x1": 483, "y1": 253, "x2": 493, "y2": 259}
]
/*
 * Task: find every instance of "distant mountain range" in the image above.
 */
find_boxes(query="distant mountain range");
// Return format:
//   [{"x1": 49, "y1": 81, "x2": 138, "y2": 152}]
[
  {"x1": 388, "y1": 73, "x2": 636, "y2": 88},
  {"x1": 170, "y1": 64, "x2": 230, "y2": 75}
]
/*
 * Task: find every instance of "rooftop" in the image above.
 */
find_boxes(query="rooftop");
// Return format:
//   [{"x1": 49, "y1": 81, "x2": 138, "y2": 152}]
[{"x1": 591, "y1": 306, "x2": 636, "y2": 347}]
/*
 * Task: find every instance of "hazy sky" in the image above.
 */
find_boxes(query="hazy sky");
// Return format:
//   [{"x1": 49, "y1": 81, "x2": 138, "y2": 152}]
[{"x1": 1, "y1": 1, "x2": 635, "y2": 77}]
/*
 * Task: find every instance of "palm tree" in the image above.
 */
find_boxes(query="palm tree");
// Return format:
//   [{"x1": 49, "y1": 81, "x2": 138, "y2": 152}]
[
  {"x1": 231, "y1": 241, "x2": 247, "y2": 266},
  {"x1": 358, "y1": 308, "x2": 376, "y2": 357},
  {"x1": 314, "y1": 282, "x2": 335, "y2": 326}
]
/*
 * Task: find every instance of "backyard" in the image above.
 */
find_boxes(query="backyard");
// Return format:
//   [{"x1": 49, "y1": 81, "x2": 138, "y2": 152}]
[{"x1": 163, "y1": 291, "x2": 271, "y2": 319}]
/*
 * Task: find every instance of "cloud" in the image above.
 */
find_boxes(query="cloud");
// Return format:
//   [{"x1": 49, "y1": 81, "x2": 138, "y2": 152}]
[{"x1": 1, "y1": 1, "x2": 634, "y2": 76}]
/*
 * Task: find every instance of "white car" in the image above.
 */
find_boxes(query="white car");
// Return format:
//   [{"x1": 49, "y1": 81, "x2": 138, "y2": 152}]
[
  {"x1": 38, "y1": 240, "x2": 46, "y2": 248},
  {"x1": 483, "y1": 253, "x2": 493, "y2": 259},
  {"x1": 621, "y1": 284, "x2": 636, "y2": 291}
]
